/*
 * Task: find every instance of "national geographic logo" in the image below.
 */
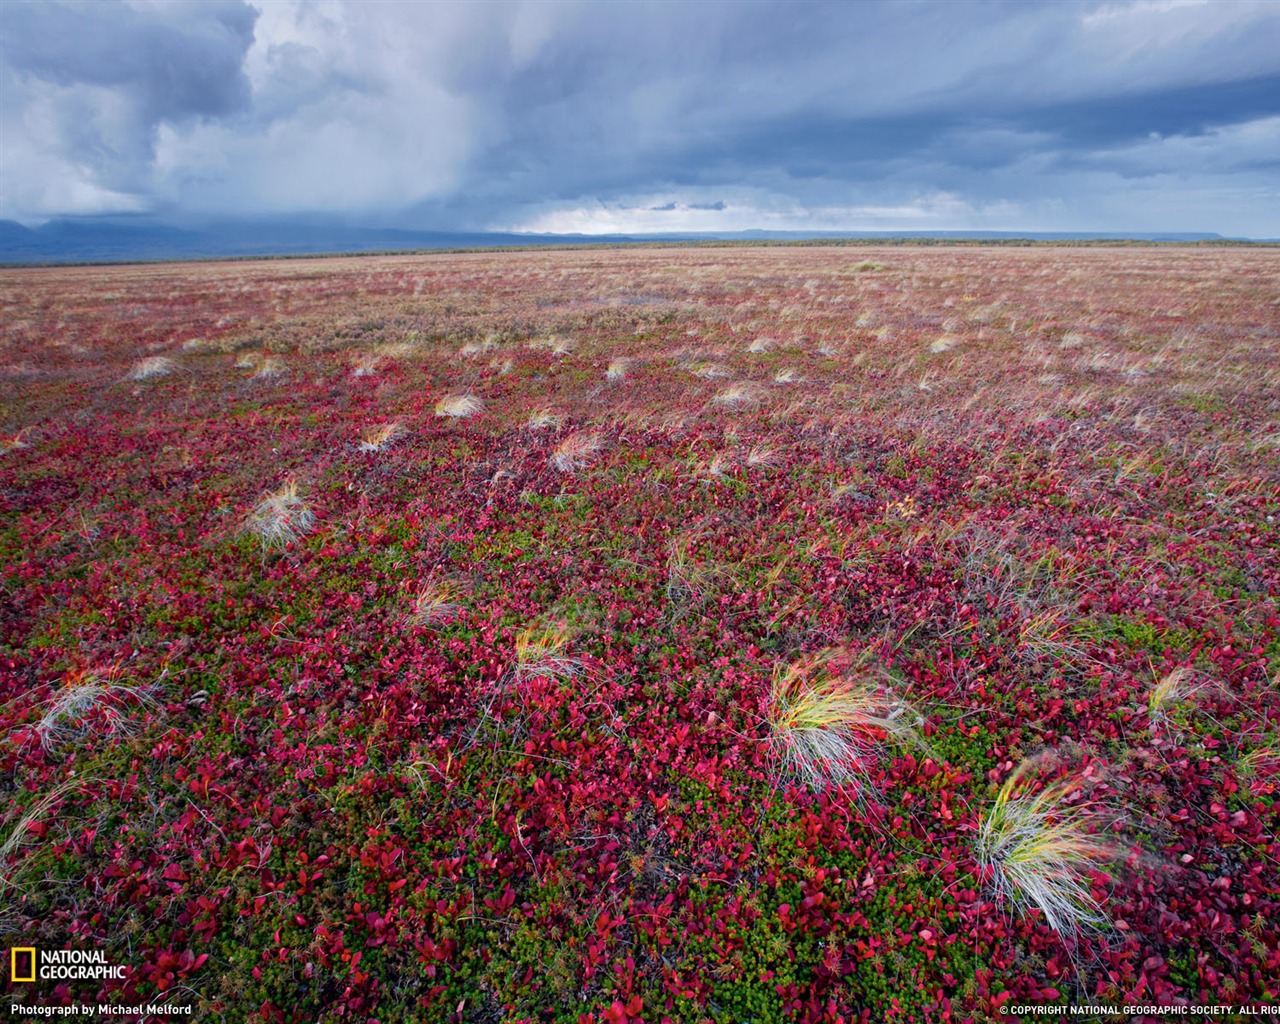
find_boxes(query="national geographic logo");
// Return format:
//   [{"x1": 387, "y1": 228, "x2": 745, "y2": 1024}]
[{"x1": 8, "y1": 948, "x2": 125, "y2": 982}]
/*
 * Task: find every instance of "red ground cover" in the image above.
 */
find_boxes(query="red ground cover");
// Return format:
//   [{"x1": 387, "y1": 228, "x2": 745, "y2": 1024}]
[{"x1": 1, "y1": 244, "x2": 1277, "y2": 1021}]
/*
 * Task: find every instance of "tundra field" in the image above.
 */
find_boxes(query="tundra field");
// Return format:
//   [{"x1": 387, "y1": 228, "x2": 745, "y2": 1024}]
[{"x1": 1, "y1": 245, "x2": 1278, "y2": 1022}]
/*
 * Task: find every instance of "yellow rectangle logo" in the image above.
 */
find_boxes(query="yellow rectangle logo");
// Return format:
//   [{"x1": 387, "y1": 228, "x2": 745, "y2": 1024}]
[{"x1": 10, "y1": 946, "x2": 36, "y2": 982}]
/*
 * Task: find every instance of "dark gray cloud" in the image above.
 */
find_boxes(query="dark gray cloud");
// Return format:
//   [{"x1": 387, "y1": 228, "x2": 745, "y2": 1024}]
[
  {"x1": 2, "y1": 1, "x2": 255, "y2": 118},
  {"x1": 1, "y1": 0, "x2": 256, "y2": 213},
  {"x1": 2, "y1": 0, "x2": 1278, "y2": 234}
]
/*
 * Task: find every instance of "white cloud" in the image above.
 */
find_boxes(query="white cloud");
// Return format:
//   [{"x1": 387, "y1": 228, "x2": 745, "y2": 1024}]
[
  {"x1": 508, "y1": 190, "x2": 1022, "y2": 234},
  {"x1": 1082, "y1": 115, "x2": 1280, "y2": 176}
]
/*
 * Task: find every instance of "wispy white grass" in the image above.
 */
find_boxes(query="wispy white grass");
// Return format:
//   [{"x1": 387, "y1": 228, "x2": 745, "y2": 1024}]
[
  {"x1": 712, "y1": 383, "x2": 762, "y2": 409},
  {"x1": 33, "y1": 668, "x2": 158, "y2": 751},
  {"x1": 358, "y1": 421, "x2": 406, "y2": 453},
  {"x1": 977, "y1": 754, "x2": 1123, "y2": 938},
  {"x1": 1, "y1": 429, "x2": 31, "y2": 454},
  {"x1": 513, "y1": 620, "x2": 583, "y2": 682},
  {"x1": 1147, "y1": 666, "x2": 1205, "y2": 734},
  {"x1": 767, "y1": 649, "x2": 921, "y2": 790},
  {"x1": 435, "y1": 393, "x2": 484, "y2": 418},
  {"x1": 665, "y1": 534, "x2": 725, "y2": 610},
  {"x1": 458, "y1": 339, "x2": 498, "y2": 358},
  {"x1": 1, "y1": 779, "x2": 81, "y2": 897},
  {"x1": 746, "y1": 442, "x2": 779, "y2": 468},
  {"x1": 527, "y1": 409, "x2": 560, "y2": 431},
  {"x1": 253, "y1": 356, "x2": 287, "y2": 379},
  {"x1": 406, "y1": 578, "x2": 466, "y2": 627},
  {"x1": 245, "y1": 480, "x2": 315, "y2": 551},
  {"x1": 550, "y1": 432, "x2": 604, "y2": 472},
  {"x1": 127, "y1": 356, "x2": 177, "y2": 381}
]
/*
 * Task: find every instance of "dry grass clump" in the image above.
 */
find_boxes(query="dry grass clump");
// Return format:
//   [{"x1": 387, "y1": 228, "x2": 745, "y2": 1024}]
[
  {"x1": 1, "y1": 429, "x2": 31, "y2": 454},
  {"x1": 245, "y1": 480, "x2": 315, "y2": 551},
  {"x1": 712, "y1": 383, "x2": 762, "y2": 408},
  {"x1": 692, "y1": 362, "x2": 730, "y2": 379},
  {"x1": 253, "y1": 356, "x2": 287, "y2": 378},
  {"x1": 374, "y1": 341, "x2": 419, "y2": 360},
  {"x1": 699, "y1": 453, "x2": 736, "y2": 483},
  {"x1": 33, "y1": 667, "x2": 158, "y2": 751},
  {"x1": 435, "y1": 393, "x2": 484, "y2": 419},
  {"x1": 550, "y1": 432, "x2": 604, "y2": 472},
  {"x1": 747, "y1": 337, "x2": 774, "y2": 354},
  {"x1": 528, "y1": 335, "x2": 575, "y2": 356},
  {"x1": 527, "y1": 409, "x2": 561, "y2": 431},
  {"x1": 127, "y1": 356, "x2": 177, "y2": 381},
  {"x1": 1147, "y1": 666, "x2": 1205, "y2": 734},
  {"x1": 977, "y1": 754, "x2": 1123, "y2": 938},
  {"x1": 606, "y1": 358, "x2": 631, "y2": 380},
  {"x1": 406, "y1": 578, "x2": 466, "y2": 627},
  {"x1": 929, "y1": 336, "x2": 959, "y2": 354},
  {"x1": 746, "y1": 443, "x2": 779, "y2": 468},
  {"x1": 351, "y1": 353, "x2": 382, "y2": 377},
  {"x1": 773, "y1": 367, "x2": 802, "y2": 385},
  {"x1": 767, "y1": 650, "x2": 921, "y2": 790},
  {"x1": 513, "y1": 620, "x2": 583, "y2": 682},
  {"x1": 233, "y1": 352, "x2": 260, "y2": 370},
  {"x1": 1237, "y1": 745, "x2": 1280, "y2": 782},
  {"x1": 358, "y1": 421, "x2": 406, "y2": 453},
  {"x1": 1, "y1": 779, "x2": 81, "y2": 897},
  {"x1": 458, "y1": 339, "x2": 498, "y2": 358}
]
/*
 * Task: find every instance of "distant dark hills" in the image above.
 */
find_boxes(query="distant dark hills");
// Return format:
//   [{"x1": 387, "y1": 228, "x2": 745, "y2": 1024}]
[{"x1": 0, "y1": 216, "x2": 1250, "y2": 265}]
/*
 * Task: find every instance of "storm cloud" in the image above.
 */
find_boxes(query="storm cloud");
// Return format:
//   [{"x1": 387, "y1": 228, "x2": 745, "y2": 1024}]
[{"x1": 2, "y1": 0, "x2": 1278, "y2": 235}]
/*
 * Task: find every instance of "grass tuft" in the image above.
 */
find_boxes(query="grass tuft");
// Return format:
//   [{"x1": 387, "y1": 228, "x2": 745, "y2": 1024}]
[
  {"x1": 127, "y1": 356, "x2": 177, "y2": 381},
  {"x1": 435, "y1": 393, "x2": 484, "y2": 418},
  {"x1": 245, "y1": 480, "x2": 315, "y2": 551},
  {"x1": 34, "y1": 667, "x2": 158, "y2": 751},
  {"x1": 513, "y1": 620, "x2": 583, "y2": 682},
  {"x1": 712, "y1": 383, "x2": 762, "y2": 408},
  {"x1": 1147, "y1": 666, "x2": 1202, "y2": 734},
  {"x1": 407, "y1": 578, "x2": 466, "y2": 627},
  {"x1": 253, "y1": 355, "x2": 287, "y2": 378},
  {"x1": 746, "y1": 443, "x2": 779, "y2": 468},
  {"x1": 977, "y1": 754, "x2": 1122, "y2": 938},
  {"x1": 1, "y1": 429, "x2": 32, "y2": 453},
  {"x1": 527, "y1": 409, "x2": 560, "y2": 431},
  {"x1": 1, "y1": 780, "x2": 82, "y2": 898},
  {"x1": 550, "y1": 432, "x2": 604, "y2": 472},
  {"x1": 358, "y1": 421, "x2": 406, "y2": 452},
  {"x1": 767, "y1": 649, "x2": 921, "y2": 790}
]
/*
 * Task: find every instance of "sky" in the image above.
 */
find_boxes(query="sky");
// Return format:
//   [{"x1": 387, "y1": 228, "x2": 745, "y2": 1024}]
[{"x1": 2, "y1": 0, "x2": 1279, "y2": 237}]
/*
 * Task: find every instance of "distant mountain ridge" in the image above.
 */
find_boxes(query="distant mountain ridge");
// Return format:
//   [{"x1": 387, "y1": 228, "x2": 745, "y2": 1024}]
[{"x1": 0, "y1": 216, "x2": 1249, "y2": 265}]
